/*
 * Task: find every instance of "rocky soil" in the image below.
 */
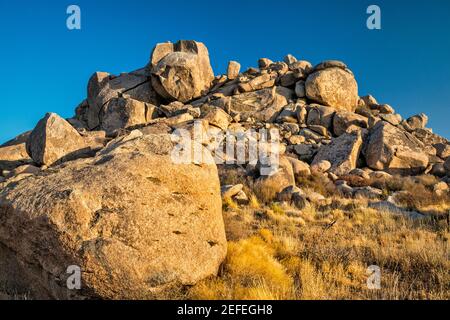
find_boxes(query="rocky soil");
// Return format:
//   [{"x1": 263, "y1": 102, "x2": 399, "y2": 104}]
[{"x1": 0, "y1": 40, "x2": 449, "y2": 299}]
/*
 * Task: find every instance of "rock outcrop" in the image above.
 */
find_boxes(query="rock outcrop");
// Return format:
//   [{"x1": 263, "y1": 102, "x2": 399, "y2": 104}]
[{"x1": 0, "y1": 39, "x2": 449, "y2": 300}]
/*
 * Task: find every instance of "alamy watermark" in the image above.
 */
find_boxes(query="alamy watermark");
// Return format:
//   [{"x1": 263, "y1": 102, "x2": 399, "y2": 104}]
[
  {"x1": 170, "y1": 121, "x2": 281, "y2": 176},
  {"x1": 366, "y1": 265, "x2": 381, "y2": 290},
  {"x1": 66, "y1": 265, "x2": 81, "y2": 290},
  {"x1": 367, "y1": 5, "x2": 381, "y2": 30},
  {"x1": 66, "y1": 5, "x2": 81, "y2": 30}
]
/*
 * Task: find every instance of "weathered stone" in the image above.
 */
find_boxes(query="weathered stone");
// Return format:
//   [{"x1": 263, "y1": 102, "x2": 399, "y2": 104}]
[
  {"x1": 287, "y1": 157, "x2": 311, "y2": 177},
  {"x1": 279, "y1": 72, "x2": 299, "y2": 87},
  {"x1": 221, "y1": 184, "x2": 244, "y2": 200},
  {"x1": 238, "y1": 73, "x2": 276, "y2": 92},
  {"x1": 379, "y1": 114, "x2": 402, "y2": 126},
  {"x1": 26, "y1": 113, "x2": 93, "y2": 166},
  {"x1": 311, "y1": 160, "x2": 332, "y2": 174},
  {"x1": 255, "y1": 156, "x2": 295, "y2": 196},
  {"x1": 365, "y1": 122, "x2": 429, "y2": 175},
  {"x1": 294, "y1": 144, "x2": 316, "y2": 162},
  {"x1": 359, "y1": 95, "x2": 378, "y2": 107},
  {"x1": 434, "y1": 143, "x2": 450, "y2": 159},
  {"x1": 0, "y1": 133, "x2": 32, "y2": 171},
  {"x1": 268, "y1": 62, "x2": 289, "y2": 75},
  {"x1": 258, "y1": 58, "x2": 273, "y2": 69},
  {"x1": 277, "y1": 185, "x2": 302, "y2": 202},
  {"x1": 305, "y1": 190, "x2": 326, "y2": 203},
  {"x1": 149, "y1": 42, "x2": 174, "y2": 68},
  {"x1": 306, "y1": 67, "x2": 358, "y2": 111},
  {"x1": 354, "y1": 186, "x2": 383, "y2": 199},
  {"x1": 288, "y1": 135, "x2": 306, "y2": 145},
  {"x1": 227, "y1": 61, "x2": 241, "y2": 80},
  {"x1": 211, "y1": 87, "x2": 288, "y2": 122},
  {"x1": 203, "y1": 108, "x2": 232, "y2": 131},
  {"x1": 100, "y1": 98, "x2": 151, "y2": 136},
  {"x1": 0, "y1": 133, "x2": 226, "y2": 299},
  {"x1": 333, "y1": 111, "x2": 368, "y2": 136},
  {"x1": 444, "y1": 157, "x2": 450, "y2": 176},
  {"x1": 86, "y1": 71, "x2": 157, "y2": 129},
  {"x1": 306, "y1": 105, "x2": 336, "y2": 129},
  {"x1": 289, "y1": 60, "x2": 313, "y2": 74},
  {"x1": 292, "y1": 192, "x2": 309, "y2": 210},
  {"x1": 371, "y1": 104, "x2": 395, "y2": 114},
  {"x1": 312, "y1": 130, "x2": 364, "y2": 176},
  {"x1": 295, "y1": 80, "x2": 306, "y2": 98},
  {"x1": 283, "y1": 54, "x2": 297, "y2": 65},
  {"x1": 336, "y1": 182, "x2": 354, "y2": 197},
  {"x1": 151, "y1": 41, "x2": 214, "y2": 103},
  {"x1": 430, "y1": 163, "x2": 446, "y2": 177},
  {"x1": 406, "y1": 113, "x2": 428, "y2": 130},
  {"x1": 296, "y1": 105, "x2": 308, "y2": 124},
  {"x1": 163, "y1": 113, "x2": 194, "y2": 127},
  {"x1": 7, "y1": 164, "x2": 40, "y2": 178},
  {"x1": 313, "y1": 60, "x2": 348, "y2": 72},
  {"x1": 433, "y1": 181, "x2": 448, "y2": 196}
]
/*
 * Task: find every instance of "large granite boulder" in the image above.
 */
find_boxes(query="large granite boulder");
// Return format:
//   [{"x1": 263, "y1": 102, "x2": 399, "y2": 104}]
[
  {"x1": 0, "y1": 132, "x2": 226, "y2": 299},
  {"x1": 85, "y1": 69, "x2": 158, "y2": 129},
  {"x1": 26, "y1": 113, "x2": 95, "y2": 166},
  {"x1": 305, "y1": 67, "x2": 359, "y2": 111},
  {"x1": 311, "y1": 130, "x2": 365, "y2": 176},
  {"x1": 151, "y1": 40, "x2": 215, "y2": 103},
  {"x1": 364, "y1": 121, "x2": 429, "y2": 174}
]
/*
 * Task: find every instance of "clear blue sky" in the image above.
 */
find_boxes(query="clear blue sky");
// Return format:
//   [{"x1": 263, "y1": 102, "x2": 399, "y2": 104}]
[{"x1": 1, "y1": 0, "x2": 450, "y2": 143}]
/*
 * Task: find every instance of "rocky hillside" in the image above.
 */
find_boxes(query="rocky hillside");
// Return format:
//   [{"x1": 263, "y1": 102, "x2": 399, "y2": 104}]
[{"x1": 0, "y1": 40, "x2": 449, "y2": 300}]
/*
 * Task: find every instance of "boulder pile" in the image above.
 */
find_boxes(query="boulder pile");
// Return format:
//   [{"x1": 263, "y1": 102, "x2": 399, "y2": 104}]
[{"x1": 0, "y1": 39, "x2": 449, "y2": 299}]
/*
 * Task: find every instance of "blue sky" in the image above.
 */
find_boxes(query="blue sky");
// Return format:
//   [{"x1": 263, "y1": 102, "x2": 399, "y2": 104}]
[{"x1": 1, "y1": 0, "x2": 450, "y2": 143}]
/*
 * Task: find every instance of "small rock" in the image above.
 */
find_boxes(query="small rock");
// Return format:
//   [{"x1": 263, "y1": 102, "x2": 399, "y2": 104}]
[
  {"x1": 370, "y1": 104, "x2": 395, "y2": 114},
  {"x1": 287, "y1": 157, "x2": 311, "y2": 177},
  {"x1": 311, "y1": 160, "x2": 331, "y2": 174},
  {"x1": 283, "y1": 54, "x2": 297, "y2": 65},
  {"x1": 308, "y1": 125, "x2": 329, "y2": 137},
  {"x1": 292, "y1": 192, "x2": 309, "y2": 210},
  {"x1": 433, "y1": 181, "x2": 449, "y2": 196},
  {"x1": 333, "y1": 111, "x2": 368, "y2": 136},
  {"x1": 379, "y1": 113, "x2": 402, "y2": 126},
  {"x1": 258, "y1": 58, "x2": 273, "y2": 69},
  {"x1": 336, "y1": 182, "x2": 354, "y2": 197},
  {"x1": 288, "y1": 135, "x2": 306, "y2": 145},
  {"x1": 234, "y1": 190, "x2": 249, "y2": 205},
  {"x1": 305, "y1": 190, "x2": 326, "y2": 203},
  {"x1": 227, "y1": 61, "x2": 241, "y2": 80},
  {"x1": 295, "y1": 80, "x2": 306, "y2": 98},
  {"x1": 26, "y1": 113, "x2": 92, "y2": 166},
  {"x1": 306, "y1": 105, "x2": 336, "y2": 130},
  {"x1": 406, "y1": 113, "x2": 428, "y2": 130},
  {"x1": 430, "y1": 163, "x2": 446, "y2": 177},
  {"x1": 221, "y1": 184, "x2": 244, "y2": 200},
  {"x1": 434, "y1": 143, "x2": 450, "y2": 159},
  {"x1": 203, "y1": 108, "x2": 232, "y2": 131},
  {"x1": 359, "y1": 95, "x2": 378, "y2": 107},
  {"x1": 354, "y1": 186, "x2": 383, "y2": 199},
  {"x1": 277, "y1": 185, "x2": 302, "y2": 202}
]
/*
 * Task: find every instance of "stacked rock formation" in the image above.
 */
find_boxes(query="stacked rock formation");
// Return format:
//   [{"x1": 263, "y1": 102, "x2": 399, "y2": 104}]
[{"x1": 0, "y1": 40, "x2": 449, "y2": 299}]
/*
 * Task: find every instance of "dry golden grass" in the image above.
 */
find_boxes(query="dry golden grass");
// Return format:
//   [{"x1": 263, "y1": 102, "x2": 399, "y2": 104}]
[
  {"x1": 188, "y1": 197, "x2": 449, "y2": 300},
  {"x1": 210, "y1": 167, "x2": 449, "y2": 300}
]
